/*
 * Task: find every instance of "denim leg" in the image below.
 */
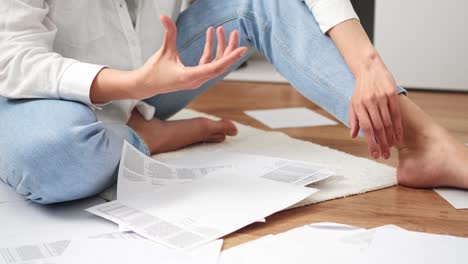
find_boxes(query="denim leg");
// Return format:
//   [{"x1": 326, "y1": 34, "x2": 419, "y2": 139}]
[
  {"x1": 146, "y1": 0, "x2": 405, "y2": 124},
  {"x1": 0, "y1": 97, "x2": 149, "y2": 204}
]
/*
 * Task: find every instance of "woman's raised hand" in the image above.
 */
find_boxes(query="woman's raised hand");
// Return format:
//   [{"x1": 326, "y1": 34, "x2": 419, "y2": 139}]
[{"x1": 133, "y1": 15, "x2": 248, "y2": 99}]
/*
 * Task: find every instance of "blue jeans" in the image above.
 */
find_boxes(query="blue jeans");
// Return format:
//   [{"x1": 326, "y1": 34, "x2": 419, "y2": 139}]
[{"x1": 0, "y1": 0, "x2": 405, "y2": 204}]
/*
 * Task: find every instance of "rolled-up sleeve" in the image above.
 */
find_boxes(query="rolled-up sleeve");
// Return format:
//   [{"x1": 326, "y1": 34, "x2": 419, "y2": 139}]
[
  {"x1": 0, "y1": 0, "x2": 104, "y2": 105},
  {"x1": 303, "y1": 0, "x2": 359, "y2": 33}
]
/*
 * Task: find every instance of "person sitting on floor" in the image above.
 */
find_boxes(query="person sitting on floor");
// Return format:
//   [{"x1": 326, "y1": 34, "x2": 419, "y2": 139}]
[{"x1": 0, "y1": 0, "x2": 467, "y2": 204}]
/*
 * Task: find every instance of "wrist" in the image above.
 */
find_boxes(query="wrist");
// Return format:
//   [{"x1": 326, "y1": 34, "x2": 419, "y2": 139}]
[
  {"x1": 354, "y1": 48, "x2": 386, "y2": 77},
  {"x1": 90, "y1": 68, "x2": 138, "y2": 104}
]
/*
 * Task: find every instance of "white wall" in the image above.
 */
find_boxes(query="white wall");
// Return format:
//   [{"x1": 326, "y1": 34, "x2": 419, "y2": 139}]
[{"x1": 375, "y1": 0, "x2": 468, "y2": 91}]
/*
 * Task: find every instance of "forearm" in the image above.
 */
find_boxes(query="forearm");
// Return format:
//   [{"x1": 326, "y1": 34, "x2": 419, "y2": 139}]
[
  {"x1": 328, "y1": 19, "x2": 385, "y2": 78},
  {"x1": 90, "y1": 68, "x2": 139, "y2": 104}
]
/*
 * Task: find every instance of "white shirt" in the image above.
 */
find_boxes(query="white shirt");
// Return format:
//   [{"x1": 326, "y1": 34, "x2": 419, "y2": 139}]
[{"x1": 0, "y1": 0, "x2": 357, "y2": 124}]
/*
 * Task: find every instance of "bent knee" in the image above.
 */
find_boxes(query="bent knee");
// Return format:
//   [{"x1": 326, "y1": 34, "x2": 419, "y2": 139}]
[{"x1": 14, "y1": 153, "x2": 117, "y2": 204}]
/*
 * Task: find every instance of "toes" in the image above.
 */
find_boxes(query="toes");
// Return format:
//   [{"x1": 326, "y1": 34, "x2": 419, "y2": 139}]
[
  {"x1": 220, "y1": 119, "x2": 238, "y2": 136},
  {"x1": 198, "y1": 117, "x2": 238, "y2": 136},
  {"x1": 205, "y1": 133, "x2": 226, "y2": 143}
]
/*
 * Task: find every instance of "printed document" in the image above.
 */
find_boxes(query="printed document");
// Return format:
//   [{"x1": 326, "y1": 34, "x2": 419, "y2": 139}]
[
  {"x1": 117, "y1": 142, "x2": 233, "y2": 201},
  {"x1": 0, "y1": 239, "x2": 223, "y2": 264},
  {"x1": 88, "y1": 171, "x2": 316, "y2": 250},
  {"x1": 118, "y1": 142, "x2": 331, "y2": 202}
]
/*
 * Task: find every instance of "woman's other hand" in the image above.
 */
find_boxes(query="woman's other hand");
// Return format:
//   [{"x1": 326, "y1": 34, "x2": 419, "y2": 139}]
[
  {"x1": 133, "y1": 15, "x2": 248, "y2": 99},
  {"x1": 90, "y1": 15, "x2": 247, "y2": 104},
  {"x1": 328, "y1": 19, "x2": 403, "y2": 160},
  {"x1": 349, "y1": 57, "x2": 403, "y2": 160}
]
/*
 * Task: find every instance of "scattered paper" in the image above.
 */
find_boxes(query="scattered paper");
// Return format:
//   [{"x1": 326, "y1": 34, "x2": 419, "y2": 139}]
[
  {"x1": 117, "y1": 142, "x2": 332, "y2": 202},
  {"x1": 0, "y1": 240, "x2": 71, "y2": 264},
  {"x1": 245, "y1": 107, "x2": 338, "y2": 129},
  {"x1": 434, "y1": 188, "x2": 468, "y2": 209},
  {"x1": 359, "y1": 228, "x2": 468, "y2": 264},
  {"x1": 0, "y1": 238, "x2": 223, "y2": 264},
  {"x1": 60, "y1": 239, "x2": 223, "y2": 264},
  {"x1": 0, "y1": 182, "x2": 25, "y2": 203},
  {"x1": 158, "y1": 148, "x2": 334, "y2": 186},
  {"x1": 220, "y1": 223, "x2": 370, "y2": 264},
  {"x1": 221, "y1": 223, "x2": 459, "y2": 264},
  {"x1": 117, "y1": 142, "x2": 232, "y2": 201},
  {"x1": 88, "y1": 171, "x2": 316, "y2": 250},
  {"x1": 0, "y1": 197, "x2": 117, "y2": 248}
]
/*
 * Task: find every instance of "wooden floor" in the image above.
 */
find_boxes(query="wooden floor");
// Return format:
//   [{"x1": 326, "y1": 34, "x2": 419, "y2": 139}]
[{"x1": 187, "y1": 81, "x2": 468, "y2": 249}]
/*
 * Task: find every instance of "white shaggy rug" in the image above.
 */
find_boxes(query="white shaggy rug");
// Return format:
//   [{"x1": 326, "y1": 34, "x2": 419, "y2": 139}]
[{"x1": 154, "y1": 109, "x2": 397, "y2": 208}]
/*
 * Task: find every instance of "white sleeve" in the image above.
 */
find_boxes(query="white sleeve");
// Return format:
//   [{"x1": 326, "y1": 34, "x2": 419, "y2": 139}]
[
  {"x1": 0, "y1": 0, "x2": 104, "y2": 105},
  {"x1": 303, "y1": 0, "x2": 359, "y2": 33}
]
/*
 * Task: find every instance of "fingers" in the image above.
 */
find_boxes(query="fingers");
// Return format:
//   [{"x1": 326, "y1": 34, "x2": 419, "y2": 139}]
[
  {"x1": 366, "y1": 102, "x2": 390, "y2": 159},
  {"x1": 177, "y1": 26, "x2": 246, "y2": 89},
  {"x1": 200, "y1": 27, "x2": 240, "y2": 66},
  {"x1": 349, "y1": 103, "x2": 360, "y2": 138},
  {"x1": 224, "y1": 30, "x2": 240, "y2": 55},
  {"x1": 187, "y1": 46, "x2": 248, "y2": 81},
  {"x1": 388, "y1": 91, "x2": 403, "y2": 145},
  {"x1": 215, "y1": 27, "x2": 227, "y2": 60},
  {"x1": 354, "y1": 104, "x2": 380, "y2": 159},
  {"x1": 199, "y1": 27, "x2": 214, "y2": 65},
  {"x1": 160, "y1": 15, "x2": 178, "y2": 56},
  {"x1": 378, "y1": 99, "x2": 394, "y2": 147}
]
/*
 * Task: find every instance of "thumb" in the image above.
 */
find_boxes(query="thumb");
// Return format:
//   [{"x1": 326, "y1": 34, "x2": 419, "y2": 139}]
[{"x1": 160, "y1": 15, "x2": 178, "y2": 55}]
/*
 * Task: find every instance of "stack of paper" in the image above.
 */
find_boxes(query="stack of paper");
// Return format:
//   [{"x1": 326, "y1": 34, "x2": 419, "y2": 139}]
[
  {"x1": 115, "y1": 142, "x2": 334, "y2": 202},
  {"x1": 161, "y1": 149, "x2": 335, "y2": 187},
  {"x1": 88, "y1": 171, "x2": 316, "y2": 250},
  {"x1": 87, "y1": 141, "x2": 322, "y2": 250},
  {"x1": 220, "y1": 223, "x2": 468, "y2": 264},
  {"x1": 0, "y1": 139, "x2": 331, "y2": 263},
  {"x1": 1, "y1": 181, "x2": 217, "y2": 264}
]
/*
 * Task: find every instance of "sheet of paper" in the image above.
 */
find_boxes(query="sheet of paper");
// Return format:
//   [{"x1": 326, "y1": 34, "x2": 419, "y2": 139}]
[
  {"x1": 434, "y1": 188, "x2": 468, "y2": 209},
  {"x1": 0, "y1": 197, "x2": 118, "y2": 248},
  {"x1": 220, "y1": 223, "x2": 369, "y2": 264},
  {"x1": 117, "y1": 142, "x2": 331, "y2": 202},
  {"x1": 0, "y1": 182, "x2": 25, "y2": 203},
  {"x1": 117, "y1": 142, "x2": 233, "y2": 201},
  {"x1": 0, "y1": 240, "x2": 71, "y2": 264},
  {"x1": 160, "y1": 149, "x2": 334, "y2": 186},
  {"x1": 359, "y1": 229, "x2": 468, "y2": 264},
  {"x1": 60, "y1": 239, "x2": 223, "y2": 264},
  {"x1": 245, "y1": 107, "x2": 338, "y2": 129},
  {"x1": 91, "y1": 231, "x2": 145, "y2": 240},
  {"x1": 0, "y1": 238, "x2": 223, "y2": 264},
  {"x1": 0, "y1": 231, "x2": 146, "y2": 264},
  {"x1": 220, "y1": 223, "x2": 408, "y2": 264},
  {"x1": 88, "y1": 171, "x2": 317, "y2": 250},
  {"x1": 260, "y1": 162, "x2": 334, "y2": 186}
]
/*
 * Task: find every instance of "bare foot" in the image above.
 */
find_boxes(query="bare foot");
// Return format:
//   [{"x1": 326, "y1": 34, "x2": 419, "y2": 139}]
[
  {"x1": 127, "y1": 110, "x2": 237, "y2": 154},
  {"x1": 396, "y1": 96, "x2": 468, "y2": 189}
]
